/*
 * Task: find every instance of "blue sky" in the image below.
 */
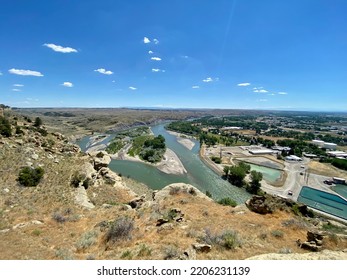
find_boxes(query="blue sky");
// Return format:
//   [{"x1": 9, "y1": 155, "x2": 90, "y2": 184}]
[{"x1": 1, "y1": 0, "x2": 347, "y2": 111}]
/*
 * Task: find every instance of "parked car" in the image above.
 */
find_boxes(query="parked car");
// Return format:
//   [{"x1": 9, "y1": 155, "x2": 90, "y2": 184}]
[{"x1": 288, "y1": 191, "x2": 293, "y2": 196}]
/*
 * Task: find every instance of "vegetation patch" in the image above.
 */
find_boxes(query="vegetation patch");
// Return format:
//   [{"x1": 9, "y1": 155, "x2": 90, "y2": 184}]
[
  {"x1": 17, "y1": 166, "x2": 44, "y2": 187},
  {"x1": 218, "y1": 197, "x2": 237, "y2": 207},
  {"x1": 105, "y1": 216, "x2": 134, "y2": 244},
  {"x1": 200, "y1": 228, "x2": 242, "y2": 250}
]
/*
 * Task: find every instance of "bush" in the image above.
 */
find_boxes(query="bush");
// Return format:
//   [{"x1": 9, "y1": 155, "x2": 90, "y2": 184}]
[
  {"x1": 218, "y1": 197, "x2": 237, "y2": 207},
  {"x1": 17, "y1": 167, "x2": 44, "y2": 187},
  {"x1": 271, "y1": 230, "x2": 284, "y2": 238},
  {"x1": 0, "y1": 116, "x2": 12, "y2": 137},
  {"x1": 222, "y1": 231, "x2": 242, "y2": 250},
  {"x1": 76, "y1": 231, "x2": 98, "y2": 250},
  {"x1": 105, "y1": 216, "x2": 134, "y2": 243},
  {"x1": 201, "y1": 228, "x2": 241, "y2": 250}
]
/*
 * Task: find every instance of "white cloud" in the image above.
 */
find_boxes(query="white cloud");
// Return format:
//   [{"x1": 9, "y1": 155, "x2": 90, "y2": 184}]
[
  {"x1": 192, "y1": 86, "x2": 200, "y2": 89},
  {"x1": 253, "y1": 89, "x2": 268, "y2": 93},
  {"x1": 112, "y1": 80, "x2": 116, "y2": 83},
  {"x1": 278, "y1": 92, "x2": 288, "y2": 95},
  {"x1": 237, "y1": 82, "x2": 251, "y2": 86},
  {"x1": 9, "y1": 68, "x2": 43, "y2": 77},
  {"x1": 268, "y1": 93, "x2": 276, "y2": 96},
  {"x1": 151, "y1": 57, "x2": 162, "y2": 61},
  {"x1": 182, "y1": 55, "x2": 189, "y2": 59},
  {"x1": 94, "y1": 68, "x2": 113, "y2": 75},
  {"x1": 143, "y1": 37, "x2": 151, "y2": 44},
  {"x1": 13, "y1": 84, "x2": 24, "y2": 87},
  {"x1": 202, "y1": 77, "x2": 218, "y2": 83},
  {"x1": 148, "y1": 50, "x2": 154, "y2": 54},
  {"x1": 61, "y1": 82, "x2": 73, "y2": 87},
  {"x1": 12, "y1": 88, "x2": 21, "y2": 92},
  {"x1": 129, "y1": 86, "x2": 137, "y2": 90},
  {"x1": 153, "y1": 38, "x2": 159, "y2": 44},
  {"x1": 43, "y1": 43, "x2": 77, "y2": 53},
  {"x1": 258, "y1": 99, "x2": 267, "y2": 102},
  {"x1": 152, "y1": 68, "x2": 165, "y2": 73},
  {"x1": 0, "y1": 72, "x2": 2, "y2": 75}
]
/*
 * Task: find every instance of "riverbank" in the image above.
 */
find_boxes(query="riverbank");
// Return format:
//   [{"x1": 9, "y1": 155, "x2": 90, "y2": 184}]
[
  {"x1": 199, "y1": 144, "x2": 224, "y2": 176},
  {"x1": 166, "y1": 130, "x2": 196, "y2": 150},
  {"x1": 112, "y1": 144, "x2": 187, "y2": 175}
]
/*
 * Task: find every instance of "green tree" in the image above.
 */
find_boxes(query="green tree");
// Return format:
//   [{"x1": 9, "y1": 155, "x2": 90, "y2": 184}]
[
  {"x1": 246, "y1": 170, "x2": 263, "y2": 194},
  {"x1": 34, "y1": 117, "x2": 43, "y2": 127},
  {"x1": 228, "y1": 165, "x2": 246, "y2": 187}
]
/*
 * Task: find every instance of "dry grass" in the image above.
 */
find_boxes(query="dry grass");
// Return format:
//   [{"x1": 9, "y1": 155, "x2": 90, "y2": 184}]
[{"x1": 308, "y1": 161, "x2": 347, "y2": 178}]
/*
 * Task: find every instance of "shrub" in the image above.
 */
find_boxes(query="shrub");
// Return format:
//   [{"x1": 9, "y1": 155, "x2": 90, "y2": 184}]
[
  {"x1": 221, "y1": 231, "x2": 242, "y2": 250},
  {"x1": 17, "y1": 167, "x2": 44, "y2": 187},
  {"x1": 52, "y1": 212, "x2": 67, "y2": 223},
  {"x1": 205, "y1": 190, "x2": 212, "y2": 198},
  {"x1": 200, "y1": 228, "x2": 241, "y2": 250},
  {"x1": 218, "y1": 197, "x2": 237, "y2": 207},
  {"x1": 15, "y1": 126, "x2": 23, "y2": 135},
  {"x1": 163, "y1": 245, "x2": 180, "y2": 260},
  {"x1": 120, "y1": 250, "x2": 133, "y2": 259},
  {"x1": 0, "y1": 116, "x2": 12, "y2": 137},
  {"x1": 137, "y1": 244, "x2": 152, "y2": 257},
  {"x1": 76, "y1": 231, "x2": 98, "y2": 250},
  {"x1": 105, "y1": 216, "x2": 134, "y2": 243},
  {"x1": 271, "y1": 230, "x2": 284, "y2": 238}
]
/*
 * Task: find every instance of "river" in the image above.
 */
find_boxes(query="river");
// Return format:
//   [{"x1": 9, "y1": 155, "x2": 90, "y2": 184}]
[{"x1": 78, "y1": 123, "x2": 251, "y2": 203}]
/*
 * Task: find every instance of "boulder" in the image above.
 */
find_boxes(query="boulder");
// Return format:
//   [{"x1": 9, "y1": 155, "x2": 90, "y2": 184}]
[{"x1": 246, "y1": 195, "x2": 273, "y2": 214}]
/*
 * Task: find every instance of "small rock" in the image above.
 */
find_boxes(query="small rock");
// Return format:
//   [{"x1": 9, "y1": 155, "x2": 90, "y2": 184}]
[
  {"x1": 192, "y1": 243, "x2": 212, "y2": 253},
  {"x1": 31, "y1": 153, "x2": 39, "y2": 160},
  {"x1": 13, "y1": 222, "x2": 28, "y2": 230},
  {"x1": 3, "y1": 188, "x2": 9, "y2": 193},
  {"x1": 0, "y1": 229, "x2": 10, "y2": 233},
  {"x1": 102, "y1": 204, "x2": 113, "y2": 209},
  {"x1": 156, "y1": 218, "x2": 169, "y2": 226},
  {"x1": 31, "y1": 220, "x2": 43, "y2": 225}
]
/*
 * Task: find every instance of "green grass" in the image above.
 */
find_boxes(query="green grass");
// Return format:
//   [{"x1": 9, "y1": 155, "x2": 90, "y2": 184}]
[{"x1": 128, "y1": 135, "x2": 152, "y2": 156}]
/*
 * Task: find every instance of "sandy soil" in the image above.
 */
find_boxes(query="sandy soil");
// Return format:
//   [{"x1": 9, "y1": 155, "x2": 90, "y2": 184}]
[
  {"x1": 167, "y1": 130, "x2": 196, "y2": 150},
  {"x1": 155, "y1": 148, "x2": 187, "y2": 175}
]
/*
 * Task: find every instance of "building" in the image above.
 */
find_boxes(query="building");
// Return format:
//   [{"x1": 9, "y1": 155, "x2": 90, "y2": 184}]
[
  {"x1": 272, "y1": 146, "x2": 291, "y2": 152},
  {"x1": 312, "y1": 140, "x2": 325, "y2": 147},
  {"x1": 303, "y1": 153, "x2": 319, "y2": 158},
  {"x1": 327, "y1": 151, "x2": 347, "y2": 158},
  {"x1": 285, "y1": 155, "x2": 302, "y2": 161},
  {"x1": 249, "y1": 149, "x2": 275, "y2": 155},
  {"x1": 312, "y1": 140, "x2": 337, "y2": 150},
  {"x1": 323, "y1": 142, "x2": 337, "y2": 150}
]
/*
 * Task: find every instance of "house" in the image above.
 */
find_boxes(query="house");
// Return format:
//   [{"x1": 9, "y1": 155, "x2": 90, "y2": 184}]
[{"x1": 285, "y1": 155, "x2": 302, "y2": 161}]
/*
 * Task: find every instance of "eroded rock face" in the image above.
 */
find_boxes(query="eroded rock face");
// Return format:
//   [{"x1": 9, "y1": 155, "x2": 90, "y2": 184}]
[
  {"x1": 245, "y1": 195, "x2": 273, "y2": 214},
  {"x1": 89, "y1": 151, "x2": 111, "y2": 170},
  {"x1": 297, "y1": 230, "x2": 327, "y2": 252}
]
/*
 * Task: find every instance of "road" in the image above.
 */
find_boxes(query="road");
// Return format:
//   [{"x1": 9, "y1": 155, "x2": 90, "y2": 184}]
[{"x1": 261, "y1": 157, "x2": 336, "y2": 201}]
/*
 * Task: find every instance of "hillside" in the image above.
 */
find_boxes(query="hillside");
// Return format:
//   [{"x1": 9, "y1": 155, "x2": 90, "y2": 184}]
[{"x1": 0, "y1": 111, "x2": 347, "y2": 260}]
